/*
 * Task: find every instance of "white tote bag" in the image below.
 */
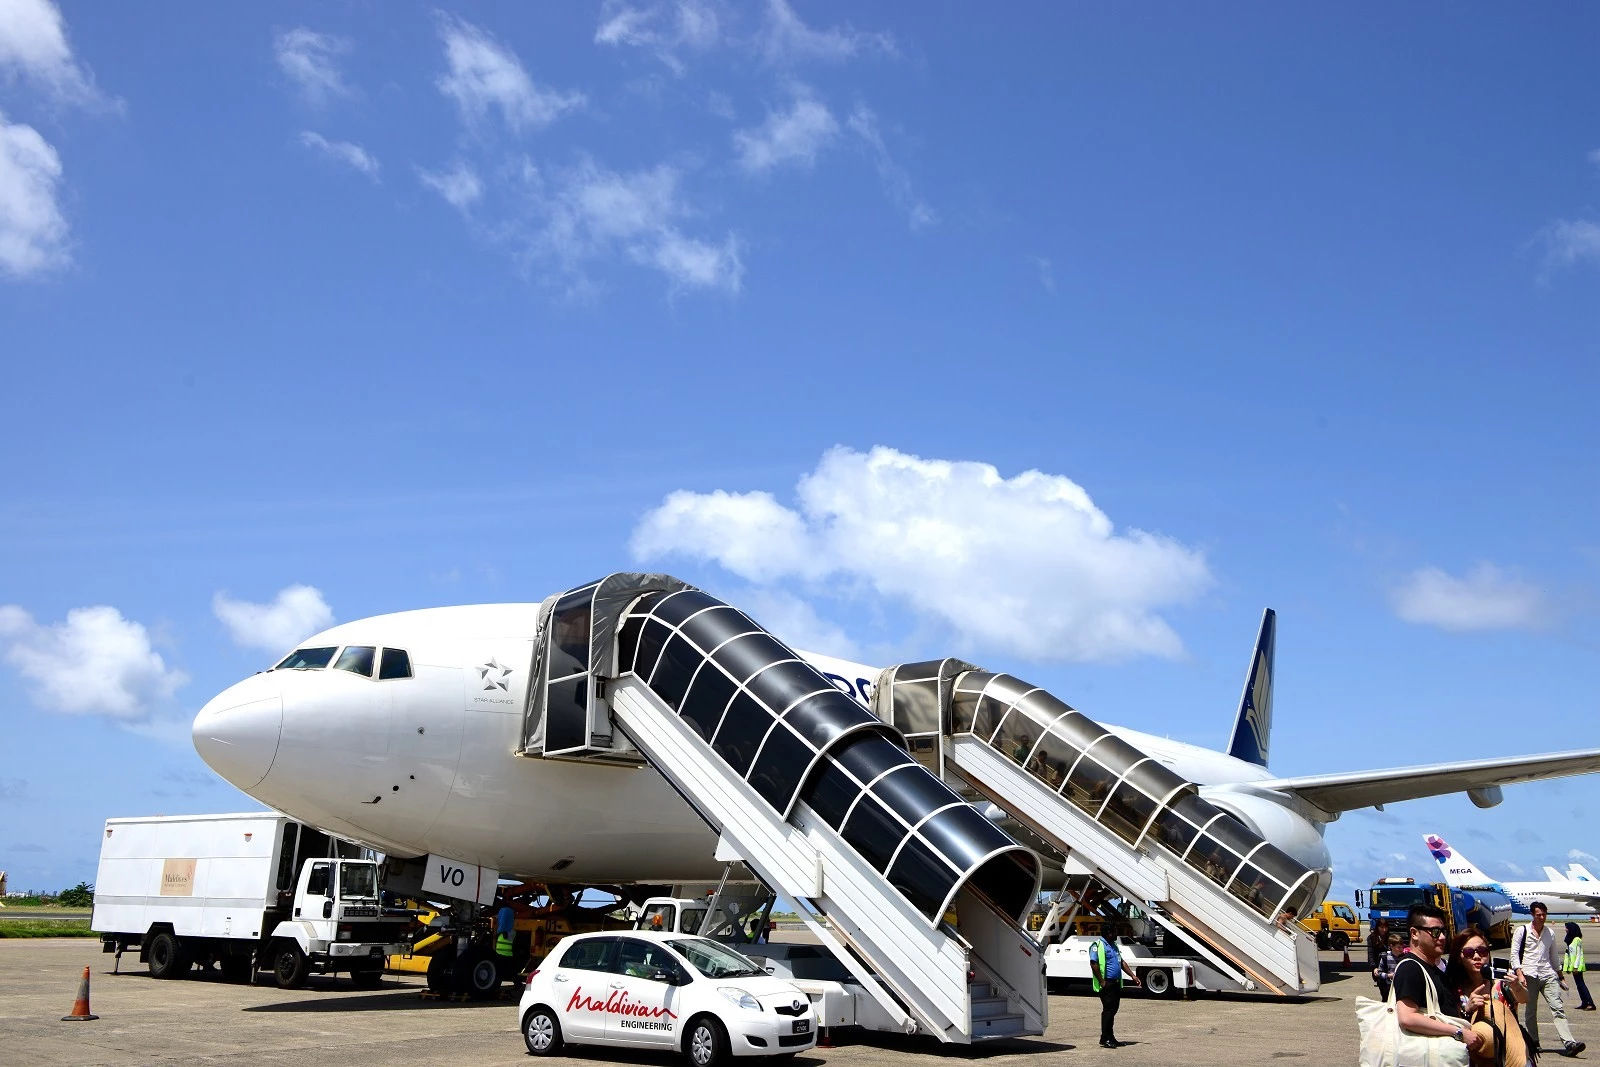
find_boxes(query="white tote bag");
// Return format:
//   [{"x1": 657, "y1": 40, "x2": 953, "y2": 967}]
[{"x1": 1356, "y1": 957, "x2": 1470, "y2": 1067}]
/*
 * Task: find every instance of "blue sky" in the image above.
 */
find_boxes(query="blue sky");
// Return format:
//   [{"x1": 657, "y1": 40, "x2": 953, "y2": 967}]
[{"x1": 2, "y1": 1, "x2": 1597, "y2": 906}]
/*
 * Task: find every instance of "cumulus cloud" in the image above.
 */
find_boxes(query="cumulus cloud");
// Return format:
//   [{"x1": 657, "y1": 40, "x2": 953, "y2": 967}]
[
  {"x1": 1571, "y1": 849, "x2": 1599, "y2": 866},
  {"x1": 595, "y1": 0, "x2": 720, "y2": 75},
  {"x1": 738, "y1": 588, "x2": 862, "y2": 660},
  {"x1": 1390, "y1": 563, "x2": 1546, "y2": 632},
  {"x1": 518, "y1": 156, "x2": 742, "y2": 294},
  {"x1": 0, "y1": 604, "x2": 188, "y2": 720},
  {"x1": 0, "y1": 0, "x2": 106, "y2": 107},
  {"x1": 733, "y1": 88, "x2": 838, "y2": 173},
  {"x1": 0, "y1": 109, "x2": 68, "y2": 277},
  {"x1": 846, "y1": 105, "x2": 935, "y2": 230},
  {"x1": 632, "y1": 446, "x2": 1214, "y2": 662},
  {"x1": 1540, "y1": 219, "x2": 1600, "y2": 271},
  {"x1": 274, "y1": 27, "x2": 351, "y2": 106},
  {"x1": 418, "y1": 160, "x2": 483, "y2": 210},
  {"x1": 760, "y1": 0, "x2": 894, "y2": 65},
  {"x1": 212, "y1": 584, "x2": 334, "y2": 653},
  {"x1": 298, "y1": 131, "x2": 379, "y2": 179},
  {"x1": 436, "y1": 15, "x2": 583, "y2": 133}
]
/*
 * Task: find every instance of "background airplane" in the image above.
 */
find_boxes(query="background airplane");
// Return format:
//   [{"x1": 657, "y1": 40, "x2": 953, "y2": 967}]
[{"x1": 1425, "y1": 833, "x2": 1600, "y2": 920}]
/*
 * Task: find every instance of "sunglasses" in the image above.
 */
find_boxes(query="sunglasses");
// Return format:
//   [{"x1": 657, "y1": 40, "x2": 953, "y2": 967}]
[
  {"x1": 1414, "y1": 925, "x2": 1447, "y2": 938},
  {"x1": 1461, "y1": 947, "x2": 1489, "y2": 958}
]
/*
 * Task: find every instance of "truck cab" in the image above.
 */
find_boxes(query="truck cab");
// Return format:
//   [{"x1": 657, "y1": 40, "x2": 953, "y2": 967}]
[
  {"x1": 633, "y1": 896, "x2": 748, "y2": 938},
  {"x1": 268, "y1": 858, "x2": 410, "y2": 988},
  {"x1": 1299, "y1": 901, "x2": 1360, "y2": 950}
]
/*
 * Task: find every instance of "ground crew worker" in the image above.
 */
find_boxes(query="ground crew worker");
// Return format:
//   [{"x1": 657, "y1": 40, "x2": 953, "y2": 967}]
[
  {"x1": 1088, "y1": 933, "x2": 1140, "y2": 1048},
  {"x1": 494, "y1": 900, "x2": 516, "y2": 983}
]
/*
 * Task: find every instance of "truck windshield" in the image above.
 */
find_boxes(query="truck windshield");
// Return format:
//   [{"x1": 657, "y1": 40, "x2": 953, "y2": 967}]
[
  {"x1": 666, "y1": 938, "x2": 765, "y2": 979},
  {"x1": 1371, "y1": 887, "x2": 1425, "y2": 909},
  {"x1": 677, "y1": 907, "x2": 739, "y2": 937},
  {"x1": 340, "y1": 863, "x2": 377, "y2": 899}
]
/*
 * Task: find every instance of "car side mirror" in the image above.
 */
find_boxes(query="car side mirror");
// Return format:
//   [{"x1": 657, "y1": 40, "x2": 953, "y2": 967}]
[{"x1": 323, "y1": 900, "x2": 333, "y2": 919}]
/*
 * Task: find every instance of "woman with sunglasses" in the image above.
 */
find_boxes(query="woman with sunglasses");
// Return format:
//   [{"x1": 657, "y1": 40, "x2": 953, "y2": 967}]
[{"x1": 1445, "y1": 925, "x2": 1533, "y2": 1066}]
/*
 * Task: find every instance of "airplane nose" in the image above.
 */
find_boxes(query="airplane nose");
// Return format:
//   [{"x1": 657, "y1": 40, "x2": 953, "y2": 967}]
[{"x1": 193, "y1": 686, "x2": 283, "y2": 790}]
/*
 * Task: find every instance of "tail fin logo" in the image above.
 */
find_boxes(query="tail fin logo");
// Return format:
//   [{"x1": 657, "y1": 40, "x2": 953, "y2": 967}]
[{"x1": 1426, "y1": 834, "x2": 1452, "y2": 862}]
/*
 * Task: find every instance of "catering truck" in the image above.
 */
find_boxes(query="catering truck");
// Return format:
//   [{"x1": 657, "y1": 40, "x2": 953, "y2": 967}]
[{"x1": 92, "y1": 812, "x2": 411, "y2": 988}]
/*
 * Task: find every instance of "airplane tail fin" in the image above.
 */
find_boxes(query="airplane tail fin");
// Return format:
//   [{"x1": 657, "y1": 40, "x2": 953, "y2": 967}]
[
  {"x1": 1225, "y1": 608, "x2": 1275, "y2": 767},
  {"x1": 1544, "y1": 866, "x2": 1568, "y2": 882},
  {"x1": 1425, "y1": 834, "x2": 1492, "y2": 887},
  {"x1": 1569, "y1": 863, "x2": 1596, "y2": 883}
]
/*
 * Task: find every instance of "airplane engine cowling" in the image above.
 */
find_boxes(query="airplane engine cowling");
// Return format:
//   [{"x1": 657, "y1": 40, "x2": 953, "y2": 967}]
[{"x1": 1468, "y1": 785, "x2": 1503, "y2": 809}]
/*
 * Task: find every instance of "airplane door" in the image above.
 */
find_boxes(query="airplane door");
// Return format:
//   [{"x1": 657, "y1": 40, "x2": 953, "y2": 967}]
[
  {"x1": 604, "y1": 938, "x2": 684, "y2": 1048},
  {"x1": 551, "y1": 937, "x2": 619, "y2": 1040}
]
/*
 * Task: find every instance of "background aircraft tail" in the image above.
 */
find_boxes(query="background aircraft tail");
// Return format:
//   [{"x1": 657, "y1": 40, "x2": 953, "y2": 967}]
[
  {"x1": 1570, "y1": 863, "x2": 1596, "y2": 883},
  {"x1": 1225, "y1": 608, "x2": 1275, "y2": 767},
  {"x1": 1425, "y1": 834, "x2": 1493, "y2": 886},
  {"x1": 1545, "y1": 866, "x2": 1568, "y2": 882}
]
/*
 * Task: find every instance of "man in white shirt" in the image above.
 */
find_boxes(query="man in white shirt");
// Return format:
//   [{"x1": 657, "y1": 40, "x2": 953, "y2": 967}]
[{"x1": 1514, "y1": 901, "x2": 1586, "y2": 1058}]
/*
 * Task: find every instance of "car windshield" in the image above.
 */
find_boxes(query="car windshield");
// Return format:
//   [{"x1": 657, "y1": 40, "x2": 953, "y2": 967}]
[
  {"x1": 666, "y1": 938, "x2": 766, "y2": 979},
  {"x1": 275, "y1": 647, "x2": 337, "y2": 670},
  {"x1": 339, "y1": 863, "x2": 377, "y2": 899}
]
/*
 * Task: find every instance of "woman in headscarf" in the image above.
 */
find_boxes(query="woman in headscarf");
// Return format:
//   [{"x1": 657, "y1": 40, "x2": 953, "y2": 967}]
[{"x1": 1564, "y1": 922, "x2": 1595, "y2": 1012}]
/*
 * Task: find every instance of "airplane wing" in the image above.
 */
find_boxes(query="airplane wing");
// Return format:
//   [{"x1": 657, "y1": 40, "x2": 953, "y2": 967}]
[{"x1": 1253, "y1": 747, "x2": 1600, "y2": 816}]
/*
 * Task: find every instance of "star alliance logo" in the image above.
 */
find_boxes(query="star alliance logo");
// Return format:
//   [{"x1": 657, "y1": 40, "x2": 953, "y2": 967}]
[{"x1": 478, "y1": 658, "x2": 513, "y2": 692}]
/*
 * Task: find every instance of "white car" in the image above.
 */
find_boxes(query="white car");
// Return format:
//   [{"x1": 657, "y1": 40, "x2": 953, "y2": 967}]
[{"x1": 519, "y1": 930, "x2": 817, "y2": 1066}]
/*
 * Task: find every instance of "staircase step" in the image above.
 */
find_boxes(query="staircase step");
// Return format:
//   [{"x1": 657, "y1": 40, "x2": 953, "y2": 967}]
[
  {"x1": 972, "y1": 1012, "x2": 1030, "y2": 1039},
  {"x1": 968, "y1": 981, "x2": 993, "y2": 998},
  {"x1": 971, "y1": 995, "x2": 1011, "y2": 1019}
]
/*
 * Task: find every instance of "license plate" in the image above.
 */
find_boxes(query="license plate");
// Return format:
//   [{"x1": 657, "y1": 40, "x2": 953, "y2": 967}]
[{"x1": 792, "y1": 1020, "x2": 811, "y2": 1034}]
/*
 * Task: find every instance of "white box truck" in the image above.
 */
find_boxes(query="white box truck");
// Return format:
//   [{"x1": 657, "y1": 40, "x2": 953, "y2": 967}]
[{"x1": 92, "y1": 812, "x2": 411, "y2": 988}]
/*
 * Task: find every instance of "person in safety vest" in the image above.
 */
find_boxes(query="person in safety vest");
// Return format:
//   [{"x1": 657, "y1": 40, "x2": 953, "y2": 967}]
[
  {"x1": 1566, "y1": 922, "x2": 1595, "y2": 1011},
  {"x1": 1088, "y1": 933, "x2": 1140, "y2": 1049},
  {"x1": 494, "y1": 901, "x2": 516, "y2": 981}
]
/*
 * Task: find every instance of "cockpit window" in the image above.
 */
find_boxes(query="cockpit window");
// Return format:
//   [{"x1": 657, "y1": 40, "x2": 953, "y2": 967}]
[
  {"x1": 378, "y1": 648, "x2": 412, "y2": 680},
  {"x1": 275, "y1": 647, "x2": 337, "y2": 670},
  {"x1": 333, "y1": 646, "x2": 376, "y2": 677}
]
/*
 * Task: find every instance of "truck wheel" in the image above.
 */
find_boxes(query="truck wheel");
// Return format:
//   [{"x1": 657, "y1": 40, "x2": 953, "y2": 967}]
[
  {"x1": 1141, "y1": 967, "x2": 1172, "y2": 997},
  {"x1": 220, "y1": 955, "x2": 253, "y2": 984},
  {"x1": 1331, "y1": 932, "x2": 1349, "y2": 951},
  {"x1": 273, "y1": 942, "x2": 310, "y2": 989},
  {"x1": 522, "y1": 1006, "x2": 563, "y2": 1056},
  {"x1": 464, "y1": 950, "x2": 501, "y2": 1000},
  {"x1": 147, "y1": 931, "x2": 190, "y2": 979},
  {"x1": 685, "y1": 1014, "x2": 728, "y2": 1067}
]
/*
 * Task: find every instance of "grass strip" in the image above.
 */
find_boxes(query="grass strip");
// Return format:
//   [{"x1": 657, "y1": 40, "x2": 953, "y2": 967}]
[{"x1": 0, "y1": 919, "x2": 97, "y2": 938}]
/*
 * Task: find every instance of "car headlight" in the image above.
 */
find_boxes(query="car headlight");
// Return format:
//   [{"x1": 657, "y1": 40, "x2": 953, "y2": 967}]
[{"x1": 717, "y1": 987, "x2": 762, "y2": 1011}]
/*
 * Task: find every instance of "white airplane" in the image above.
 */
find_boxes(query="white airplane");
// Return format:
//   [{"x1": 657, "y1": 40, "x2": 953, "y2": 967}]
[
  {"x1": 1425, "y1": 834, "x2": 1600, "y2": 920},
  {"x1": 192, "y1": 587, "x2": 1600, "y2": 906},
  {"x1": 1570, "y1": 863, "x2": 1597, "y2": 883}
]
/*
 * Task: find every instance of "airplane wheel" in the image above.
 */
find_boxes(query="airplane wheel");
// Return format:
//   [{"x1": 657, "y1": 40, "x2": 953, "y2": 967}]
[
  {"x1": 1331, "y1": 932, "x2": 1349, "y2": 951},
  {"x1": 464, "y1": 951, "x2": 501, "y2": 1000},
  {"x1": 523, "y1": 1006, "x2": 563, "y2": 1056},
  {"x1": 1141, "y1": 967, "x2": 1172, "y2": 997},
  {"x1": 147, "y1": 931, "x2": 190, "y2": 979},
  {"x1": 274, "y1": 942, "x2": 309, "y2": 989}
]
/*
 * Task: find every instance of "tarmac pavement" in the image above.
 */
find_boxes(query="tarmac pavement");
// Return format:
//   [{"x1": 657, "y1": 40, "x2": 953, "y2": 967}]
[{"x1": 3, "y1": 938, "x2": 1596, "y2": 1066}]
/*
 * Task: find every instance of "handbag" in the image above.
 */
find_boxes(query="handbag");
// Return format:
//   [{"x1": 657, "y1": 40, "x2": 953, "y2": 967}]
[{"x1": 1358, "y1": 957, "x2": 1472, "y2": 1067}]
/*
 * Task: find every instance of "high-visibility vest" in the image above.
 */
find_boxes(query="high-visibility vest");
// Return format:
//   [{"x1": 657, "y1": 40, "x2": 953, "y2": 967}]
[
  {"x1": 495, "y1": 933, "x2": 514, "y2": 957},
  {"x1": 1566, "y1": 939, "x2": 1587, "y2": 974},
  {"x1": 1090, "y1": 939, "x2": 1119, "y2": 993}
]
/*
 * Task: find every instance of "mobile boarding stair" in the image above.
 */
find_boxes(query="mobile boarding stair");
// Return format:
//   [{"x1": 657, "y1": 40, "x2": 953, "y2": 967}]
[
  {"x1": 518, "y1": 574, "x2": 1048, "y2": 1044},
  {"x1": 873, "y1": 660, "x2": 1323, "y2": 996}
]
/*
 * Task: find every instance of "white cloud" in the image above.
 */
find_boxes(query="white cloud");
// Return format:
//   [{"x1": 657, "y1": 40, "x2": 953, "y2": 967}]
[
  {"x1": 760, "y1": 0, "x2": 895, "y2": 65},
  {"x1": 738, "y1": 588, "x2": 861, "y2": 660},
  {"x1": 632, "y1": 446, "x2": 1214, "y2": 662},
  {"x1": 436, "y1": 15, "x2": 583, "y2": 133},
  {"x1": 0, "y1": 109, "x2": 68, "y2": 277},
  {"x1": 0, "y1": 604, "x2": 188, "y2": 720},
  {"x1": 298, "y1": 131, "x2": 379, "y2": 179},
  {"x1": 846, "y1": 105, "x2": 935, "y2": 230},
  {"x1": 733, "y1": 89, "x2": 838, "y2": 173},
  {"x1": 1390, "y1": 563, "x2": 1546, "y2": 632},
  {"x1": 1540, "y1": 219, "x2": 1600, "y2": 271},
  {"x1": 595, "y1": 0, "x2": 720, "y2": 75},
  {"x1": 418, "y1": 160, "x2": 483, "y2": 210},
  {"x1": 1570, "y1": 849, "x2": 1599, "y2": 866},
  {"x1": 522, "y1": 157, "x2": 742, "y2": 293},
  {"x1": 274, "y1": 27, "x2": 351, "y2": 107},
  {"x1": 212, "y1": 584, "x2": 334, "y2": 653},
  {"x1": 0, "y1": 0, "x2": 105, "y2": 107}
]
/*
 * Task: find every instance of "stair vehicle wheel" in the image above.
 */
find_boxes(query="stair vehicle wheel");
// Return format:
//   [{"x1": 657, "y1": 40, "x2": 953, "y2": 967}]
[
  {"x1": 425, "y1": 951, "x2": 453, "y2": 993},
  {"x1": 219, "y1": 955, "x2": 253, "y2": 984},
  {"x1": 147, "y1": 931, "x2": 190, "y2": 979},
  {"x1": 464, "y1": 950, "x2": 500, "y2": 1000},
  {"x1": 1141, "y1": 967, "x2": 1172, "y2": 997},
  {"x1": 1331, "y1": 932, "x2": 1349, "y2": 951},
  {"x1": 685, "y1": 1014, "x2": 728, "y2": 1067},
  {"x1": 522, "y1": 1006, "x2": 563, "y2": 1056},
  {"x1": 273, "y1": 941, "x2": 310, "y2": 989}
]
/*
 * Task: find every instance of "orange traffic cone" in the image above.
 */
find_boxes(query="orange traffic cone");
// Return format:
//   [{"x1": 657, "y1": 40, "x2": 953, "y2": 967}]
[
  {"x1": 1342, "y1": 947, "x2": 1352, "y2": 968},
  {"x1": 61, "y1": 966, "x2": 99, "y2": 1021}
]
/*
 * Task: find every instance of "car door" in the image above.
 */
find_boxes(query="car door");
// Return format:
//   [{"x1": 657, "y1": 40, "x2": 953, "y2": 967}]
[
  {"x1": 551, "y1": 936, "x2": 619, "y2": 1040},
  {"x1": 603, "y1": 938, "x2": 688, "y2": 1049}
]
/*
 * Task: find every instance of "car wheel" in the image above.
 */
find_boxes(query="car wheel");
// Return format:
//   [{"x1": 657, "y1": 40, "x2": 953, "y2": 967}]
[
  {"x1": 274, "y1": 942, "x2": 310, "y2": 989},
  {"x1": 522, "y1": 1006, "x2": 562, "y2": 1056},
  {"x1": 685, "y1": 1015, "x2": 728, "y2": 1067},
  {"x1": 1331, "y1": 932, "x2": 1349, "y2": 951},
  {"x1": 1141, "y1": 967, "x2": 1172, "y2": 997},
  {"x1": 147, "y1": 931, "x2": 190, "y2": 979}
]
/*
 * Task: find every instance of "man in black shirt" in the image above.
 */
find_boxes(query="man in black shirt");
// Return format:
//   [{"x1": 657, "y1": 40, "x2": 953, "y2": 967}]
[{"x1": 1393, "y1": 904, "x2": 1483, "y2": 1057}]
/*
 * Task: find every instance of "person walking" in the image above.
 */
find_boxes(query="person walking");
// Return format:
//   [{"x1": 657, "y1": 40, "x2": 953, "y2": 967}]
[
  {"x1": 1376, "y1": 932, "x2": 1404, "y2": 1002},
  {"x1": 1368, "y1": 918, "x2": 1394, "y2": 998},
  {"x1": 1088, "y1": 933, "x2": 1140, "y2": 1049},
  {"x1": 1394, "y1": 904, "x2": 1484, "y2": 1058},
  {"x1": 1513, "y1": 902, "x2": 1586, "y2": 1057},
  {"x1": 1564, "y1": 921, "x2": 1595, "y2": 1012}
]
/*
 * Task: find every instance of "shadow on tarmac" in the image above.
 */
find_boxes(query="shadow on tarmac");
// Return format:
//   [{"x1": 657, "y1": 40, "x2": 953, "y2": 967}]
[
  {"x1": 833, "y1": 1030, "x2": 1074, "y2": 1058},
  {"x1": 242, "y1": 987, "x2": 514, "y2": 1012}
]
